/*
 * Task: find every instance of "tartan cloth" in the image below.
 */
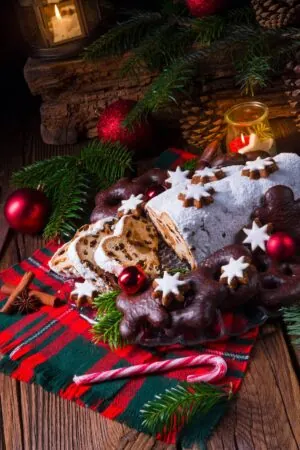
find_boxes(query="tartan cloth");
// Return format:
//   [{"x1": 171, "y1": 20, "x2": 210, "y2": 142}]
[{"x1": 0, "y1": 149, "x2": 259, "y2": 449}]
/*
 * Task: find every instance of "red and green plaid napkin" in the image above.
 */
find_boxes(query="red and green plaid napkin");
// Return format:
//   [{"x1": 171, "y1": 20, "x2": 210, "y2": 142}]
[{"x1": 0, "y1": 149, "x2": 259, "y2": 449}]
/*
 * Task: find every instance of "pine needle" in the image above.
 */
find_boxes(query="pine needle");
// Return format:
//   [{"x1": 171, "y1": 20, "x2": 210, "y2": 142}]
[
  {"x1": 80, "y1": 140, "x2": 133, "y2": 188},
  {"x1": 283, "y1": 305, "x2": 300, "y2": 347},
  {"x1": 83, "y1": 12, "x2": 163, "y2": 60},
  {"x1": 141, "y1": 382, "x2": 231, "y2": 434},
  {"x1": 92, "y1": 290, "x2": 127, "y2": 350}
]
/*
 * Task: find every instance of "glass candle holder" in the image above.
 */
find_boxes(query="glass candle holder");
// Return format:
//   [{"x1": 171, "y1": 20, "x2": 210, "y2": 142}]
[{"x1": 224, "y1": 102, "x2": 276, "y2": 155}]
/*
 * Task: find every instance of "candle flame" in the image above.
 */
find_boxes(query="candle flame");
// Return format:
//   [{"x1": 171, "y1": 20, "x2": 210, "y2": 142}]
[
  {"x1": 241, "y1": 133, "x2": 245, "y2": 144},
  {"x1": 54, "y1": 4, "x2": 62, "y2": 20}
]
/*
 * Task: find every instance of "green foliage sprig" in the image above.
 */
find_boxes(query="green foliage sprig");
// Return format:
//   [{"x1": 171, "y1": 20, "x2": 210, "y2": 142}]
[
  {"x1": 141, "y1": 382, "x2": 232, "y2": 434},
  {"x1": 12, "y1": 141, "x2": 132, "y2": 240},
  {"x1": 85, "y1": 5, "x2": 300, "y2": 127},
  {"x1": 92, "y1": 290, "x2": 126, "y2": 350},
  {"x1": 283, "y1": 305, "x2": 300, "y2": 347}
]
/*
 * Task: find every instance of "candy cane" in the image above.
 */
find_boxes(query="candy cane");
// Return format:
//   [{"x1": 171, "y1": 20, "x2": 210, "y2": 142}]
[{"x1": 73, "y1": 354, "x2": 227, "y2": 386}]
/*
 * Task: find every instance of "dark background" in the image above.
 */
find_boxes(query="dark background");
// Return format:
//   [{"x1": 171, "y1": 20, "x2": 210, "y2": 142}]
[{"x1": 0, "y1": 0, "x2": 250, "y2": 129}]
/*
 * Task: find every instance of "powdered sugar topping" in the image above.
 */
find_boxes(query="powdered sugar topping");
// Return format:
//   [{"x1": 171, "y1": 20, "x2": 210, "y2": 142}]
[
  {"x1": 118, "y1": 194, "x2": 144, "y2": 214},
  {"x1": 243, "y1": 220, "x2": 271, "y2": 251},
  {"x1": 166, "y1": 167, "x2": 190, "y2": 187},
  {"x1": 220, "y1": 257, "x2": 250, "y2": 285}
]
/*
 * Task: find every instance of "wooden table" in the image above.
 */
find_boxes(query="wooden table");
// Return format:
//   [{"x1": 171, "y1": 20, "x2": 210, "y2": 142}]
[{"x1": 0, "y1": 117, "x2": 300, "y2": 450}]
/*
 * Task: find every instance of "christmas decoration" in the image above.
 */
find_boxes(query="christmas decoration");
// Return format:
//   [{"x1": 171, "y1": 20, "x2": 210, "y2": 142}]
[
  {"x1": 4, "y1": 188, "x2": 50, "y2": 234},
  {"x1": 73, "y1": 354, "x2": 227, "y2": 385},
  {"x1": 284, "y1": 54, "x2": 300, "y2": 133},
  {"x1": 85, "y1": 5, "x2": 299, "y2": 129},
  {"x1": 186, "y1": 0, "x2": 228, "y2": 17},
  {"x1": 180, "y1": 97, "x2": 226, "y2": 149},
  {"x1": 97, "y1": 100, "x2": 152, "y2": 151},
  {"x1": 92, "y1": 290, "x2": 124, "y2": 349},
  {"x1": 145, "y1": 185, "x2": 165, "y2": 201},
  {"x1": 12, "y1": 141, "x2": 132, "y2": 240},
  {"x1": 118, "y1": 266, "x2": 147, "y2": 295},
  {"x1": 266, "y1": 232, "x2": 296, "y2": 261},
  {"x1": 153, "y1": 271, "x2": 188, "y2": 307},
  {"x1": 243, "y1": 220, "x2": 272, "y2": 252},
  {"x1": 141, "y1": 382, "x2": 232, "y2": 435},
  {"x1": 220, "y1": 256, "x2": 250, "y2": 288},
  {"x1": 251, "y1": 0, "x2": 300, "y2": 29},
  {"x1": 283, "y1": 305, "x2": 300, "y2": 347},
  {"x1": 165, "y1": 167, "x2": 190, "y2": 188}
]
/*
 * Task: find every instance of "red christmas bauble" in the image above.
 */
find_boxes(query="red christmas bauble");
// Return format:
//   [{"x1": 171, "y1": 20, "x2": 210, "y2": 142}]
[
  {"x1": 4, "y1": 188, "x2": 50, "y2": 234},
  {"x1": 186, "y1": 0, "x2": 228, "y2": 17},
  {"x1": 266, "y1": 232, "x2": 296, "y2": 261},
  {"x1": 97, "y1": 100, "x2": 152, "y2": 151},
  {"x1": 118, "y1": 266, "x2": 147, "y2": 295},
  {"x1": 145, "y1": 185, "x2": 165, "y2": 201}
]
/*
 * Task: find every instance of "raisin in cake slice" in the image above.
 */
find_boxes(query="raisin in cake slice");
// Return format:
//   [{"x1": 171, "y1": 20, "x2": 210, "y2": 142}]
[
  {"x1": 94, "y1": 215, "x2": 160, "y2": 279},
  {"x1": 49, "y1": 224, "x2": 91, "y2": 278},
  {"x1": 67, "y1": 217, "x2": 117, "y2": 289}
]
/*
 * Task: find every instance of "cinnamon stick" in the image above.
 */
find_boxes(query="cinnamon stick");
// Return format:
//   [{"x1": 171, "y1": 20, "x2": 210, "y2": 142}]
[
  {"x1": 0, "y1": 283, "x2": 15, "y2": 295},
  {"x1": 29, "y1": 291, "x2": 59, "y2": 308},
  {"x1": 0, "y1": 272, "x2": 34, "y2": 314}
]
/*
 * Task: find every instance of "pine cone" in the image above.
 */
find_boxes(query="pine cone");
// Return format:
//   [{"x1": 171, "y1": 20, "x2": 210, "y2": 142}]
[
  {"x1": 251, "y1": 0, "x2": 300, "y2": 29},
  {"x1": 179, "y1": 96, "x2": 226, "y2": 149},
  {"x1": 283, "y1": 52, "x2": 300, "y2": 131}
]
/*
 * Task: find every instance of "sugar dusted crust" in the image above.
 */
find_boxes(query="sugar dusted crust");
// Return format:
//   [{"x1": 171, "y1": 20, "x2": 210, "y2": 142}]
[{"x1": 146, "y1": 153, "x2": 300, "y2": 268}]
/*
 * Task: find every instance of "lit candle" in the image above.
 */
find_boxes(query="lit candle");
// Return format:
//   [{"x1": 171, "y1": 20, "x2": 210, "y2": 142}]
[
  {"x1": 50, "y1": 4, "x2": 82, "y2": 44},
  {"x1": 229, "y1": 133, "x2": 259, "y2": 154}
]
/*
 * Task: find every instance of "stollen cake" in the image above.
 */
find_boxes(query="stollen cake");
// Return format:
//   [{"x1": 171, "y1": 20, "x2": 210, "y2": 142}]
[
  {"x1": 67, "y1": 217, "x2": 117, "y2": 289},
  {"x1": 48, "y1": 224, "x2": 90, "y2": 278},
  {"x1": 94, "y1": 215, "x2": 160, "y2": 278},
  {"x1": 146, "y1": 153, "x2": 300, "y2": 269}
]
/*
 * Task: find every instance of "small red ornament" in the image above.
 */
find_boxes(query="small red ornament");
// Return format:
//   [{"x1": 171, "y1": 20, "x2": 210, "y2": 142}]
[
  {"x1": 4, "y1": 188, "x2": 50, "y2": 234},
  {"x1": 186, "y1": 0, "x2": 228, "y2": 17},
  {"x1": 145, "y1": 185, "x2": 165, "y2": 201},
  {"x1": 97, "y1": 100, "x2": 153, "y2": 151},
  {"x1": 118, "y1": 266, "x2": 147, "y2": 295},
  {"x1": 266, "y1": 232, "x2": 296, "y2": 261}
]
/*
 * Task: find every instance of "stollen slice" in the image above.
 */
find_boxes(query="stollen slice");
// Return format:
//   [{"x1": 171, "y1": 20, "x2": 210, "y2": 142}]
[
  {"x1": 94, "y1": 215, "x2": 160, "y2": 279},
  {"x1": 49, "y1": 224, "x2": 90, "y2": 278},
  {"x1": 67, "y1": 217, "x2": 118, "y2": 289}
]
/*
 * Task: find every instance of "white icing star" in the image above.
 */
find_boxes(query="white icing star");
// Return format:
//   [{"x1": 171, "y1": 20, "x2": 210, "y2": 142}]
[
  {"x1": 118, "y1": 194, "x2": 144, "y2": 214},
  {"x1": 71, "y1": 281, "x2": 98, "y2": 300},
  {"x1": 194, "y1": 167, "x2": 219, "y2": 178},
  {"x1": 243, "y1": 221, "x2": 270, "y2": 251},
  {"x1": 220, "y1": 257, "x2": 250, "y2": 285},
  {"x1": 154, "y1": 272, "x2": 186, "y2": 297},
  {"x1": 244, "y1": 157, "x2": 274, "y2": 172},
  {"x1": 166, "y1": 166, "x2": 190, "y2": 187},
  {"x1": 183, "y1": 184, "x2": 212, "y2": 201}
]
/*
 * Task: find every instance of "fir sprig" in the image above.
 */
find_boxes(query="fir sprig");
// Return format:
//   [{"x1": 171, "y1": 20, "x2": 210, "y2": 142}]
[
  {"x1": 12, "y1": 141, "x2": 133, "y2": 239},
  {"x1": 83, "y1": 11, "x2": 163, "y2": 60},
  {"x1": 141, "y1": 382, "x2": 231, "y2": 434},
  {"x1": 283, "y1": 305, "x2": 300, "y2": 347},
  {"x1": 92, "y1": 290, "x2": 126, "y2": 350}
]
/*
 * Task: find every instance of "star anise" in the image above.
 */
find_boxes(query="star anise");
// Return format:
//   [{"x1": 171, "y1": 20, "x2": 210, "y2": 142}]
[{"x1": 13, "y1": 289, "x2": 39, "y2": 314}]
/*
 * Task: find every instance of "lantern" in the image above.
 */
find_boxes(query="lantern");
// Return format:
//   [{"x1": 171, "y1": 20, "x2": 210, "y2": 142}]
[{"x1": 17, "y1": 0, "x2": 104, "y2": 60}]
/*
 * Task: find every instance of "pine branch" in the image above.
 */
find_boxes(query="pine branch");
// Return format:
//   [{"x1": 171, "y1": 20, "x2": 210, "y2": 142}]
[
  {"x1": 84, "y1": 12, "x2": 163, "y2": 60},
  {"x1": 183, "y1": 159, "x2": 198, "y2": 171},
  {"x1": 11, "y1": 156, "x2": 75, "y2": 190},
  {"x1": 283, "y1": 305, "x2": 300, "y2": 347},
  {"x1": 80, "y1": 140, "x2": 133, "y2": 189},
  {"x1": 141, "y1": 382, "x2": 231, "y2": 434},
  {"x1": 124, "y1": 24, "x2": 260, "y2": 125},
  {"x1": 43, "y1": 165, "x2": 90, "y2": 240},
  {"x1": 92, "y1": 290, "x2": 126, "y2": 350},
  {"x1": 167, "y1": 267, "x2": 190, "y2": 275},
  {"x1": 191, "y1": 16, "x2": 226, "y2": 45},
  {"x1": 235, "y1": 54, "x2": 271, "y2": 96}
]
